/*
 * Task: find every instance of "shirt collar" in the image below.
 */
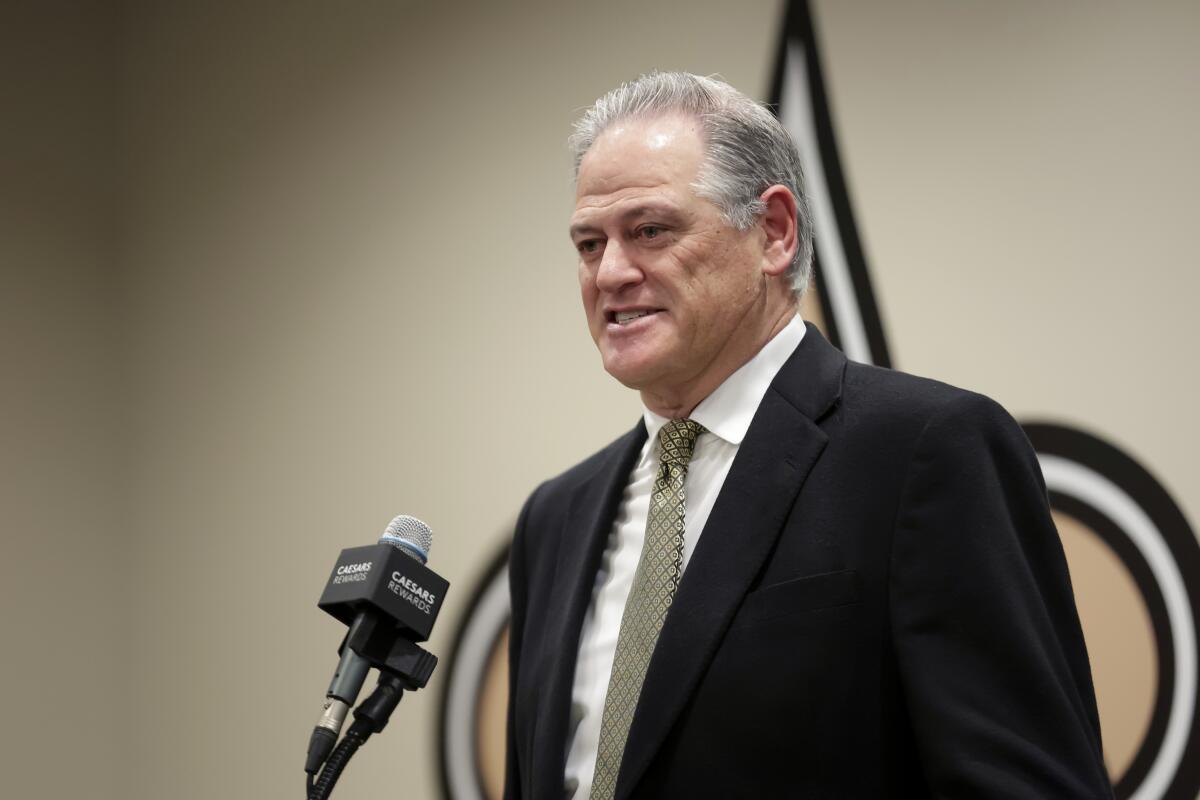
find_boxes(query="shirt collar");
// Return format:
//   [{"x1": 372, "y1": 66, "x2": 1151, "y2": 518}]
[{"x1": 642, "y1": 314, "x2": 807, "y2": 453}]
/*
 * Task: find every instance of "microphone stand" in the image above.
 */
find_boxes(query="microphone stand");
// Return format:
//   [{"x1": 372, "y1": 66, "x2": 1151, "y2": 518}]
[
  {"x1": 307, "y1": 672, "x2": 403, "y2": 800},
  {"x1": 306, "y1": 612, "x2": 438, "y2": 800}
]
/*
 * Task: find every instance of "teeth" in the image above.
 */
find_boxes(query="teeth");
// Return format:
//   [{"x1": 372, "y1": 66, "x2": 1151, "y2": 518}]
[{"x1": 615, "y1": 310, "x2": 652, "y2": 325}]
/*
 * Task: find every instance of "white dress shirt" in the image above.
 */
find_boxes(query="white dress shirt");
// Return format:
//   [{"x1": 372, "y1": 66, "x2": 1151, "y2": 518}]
[{"x1": 562, "y1": 315, "x2": 807, "y2": 798}]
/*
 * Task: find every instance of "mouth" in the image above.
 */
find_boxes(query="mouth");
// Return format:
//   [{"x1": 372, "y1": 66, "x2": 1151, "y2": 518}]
[{"x1": 606, "y1": 309, "x2": 662, "y2": 326}]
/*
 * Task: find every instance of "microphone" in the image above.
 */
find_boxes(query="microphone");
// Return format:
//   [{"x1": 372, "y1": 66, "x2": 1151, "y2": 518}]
[{"x1": 306, "y1": 515, "x2": 448, "y2": 779}]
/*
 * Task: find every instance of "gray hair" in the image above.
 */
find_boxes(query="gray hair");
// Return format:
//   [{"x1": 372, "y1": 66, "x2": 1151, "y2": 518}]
[{"x1": 569, "y1": 71, "x2": 814, "y2": 297}]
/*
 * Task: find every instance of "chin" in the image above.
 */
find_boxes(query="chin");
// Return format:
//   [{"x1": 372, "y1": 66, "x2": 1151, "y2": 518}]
[
  {"x1": 601, "y1": 361, "x2": 646, "y2": 390},
  {"x1": 600, "y1": 352, "x2": 668, "y2": 392}
]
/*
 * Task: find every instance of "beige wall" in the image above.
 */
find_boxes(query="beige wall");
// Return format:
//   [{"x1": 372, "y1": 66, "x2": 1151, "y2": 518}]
[
  {"x1": 0, "y1": 3, "x2": 126, "y2": 798},
  {"x1": 120, "y1": 2, "x2": 782, "y2": 797},
  {"x1": 4, "y1": 1, "x2": 1197, "y2": 798},
  {"x1": 817, "y1": 0, "x2": 1200, "y2": 501}
]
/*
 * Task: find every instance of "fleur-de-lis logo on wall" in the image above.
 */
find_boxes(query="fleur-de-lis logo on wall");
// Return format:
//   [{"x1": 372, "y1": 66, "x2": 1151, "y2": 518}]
[{"x1": 438, "y1": 3, "x2": 1200, "y2": 798}]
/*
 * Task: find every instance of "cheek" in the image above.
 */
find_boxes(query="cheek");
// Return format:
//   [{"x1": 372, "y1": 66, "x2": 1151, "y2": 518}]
[
  {"x1": 685, "y1": 279, "x2": 754, "y2": 338},
  {"x1": 578, "y1": 274, "x2": 605, "y2": 336},
  {"x1": 578, "y1": 267, "x2": 596, "y2": 304}
]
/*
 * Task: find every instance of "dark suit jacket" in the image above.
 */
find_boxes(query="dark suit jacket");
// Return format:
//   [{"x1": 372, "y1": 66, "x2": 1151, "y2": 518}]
[{"x1": 505, "y1": 325, "x2": 1112, "y2": 798}]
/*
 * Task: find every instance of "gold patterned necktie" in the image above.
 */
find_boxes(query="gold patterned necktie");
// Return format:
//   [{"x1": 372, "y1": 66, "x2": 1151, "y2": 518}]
[{"x1": 590, "y1": 418, "x2": 706, "y2": 800}]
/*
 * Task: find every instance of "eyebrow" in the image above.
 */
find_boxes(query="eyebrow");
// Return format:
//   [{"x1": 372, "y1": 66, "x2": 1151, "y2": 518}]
[
  {"x1": 568, "y1": 222, "x2": 602, "y2": 239},
  {"x1": 568, "y1": 204, "x2": 680, "y2": 239}
]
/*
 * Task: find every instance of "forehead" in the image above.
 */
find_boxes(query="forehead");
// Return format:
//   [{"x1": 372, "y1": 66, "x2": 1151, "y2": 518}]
[{"x1": 573, "y1": 114, "x2": 707, "y2": 215}]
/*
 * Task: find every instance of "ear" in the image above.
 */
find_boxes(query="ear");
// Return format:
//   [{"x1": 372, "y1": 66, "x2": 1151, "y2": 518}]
[{"x1": 758, "y1": 184, "x2": 799, "y2": 278}]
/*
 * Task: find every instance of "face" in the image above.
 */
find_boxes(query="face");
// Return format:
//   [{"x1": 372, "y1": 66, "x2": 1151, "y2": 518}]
[{"x1": 570, "y1": 114, "x2": 776, "y2": 405}]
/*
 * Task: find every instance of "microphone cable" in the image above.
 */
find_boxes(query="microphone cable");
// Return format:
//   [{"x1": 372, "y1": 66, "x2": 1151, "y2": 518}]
[{"x1": 307, "y1": 671, "x2": 406, "y2": 800}]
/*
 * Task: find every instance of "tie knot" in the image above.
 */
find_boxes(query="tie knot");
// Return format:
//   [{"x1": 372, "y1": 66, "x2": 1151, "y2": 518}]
[{"x1": 657, "y1": 418, "x2": 706, "y2": 467}]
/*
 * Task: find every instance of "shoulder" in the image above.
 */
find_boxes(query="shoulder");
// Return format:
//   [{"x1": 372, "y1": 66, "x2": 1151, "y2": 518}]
[
  {"x1": 523, "y1": 424, "x2": 642, "y2": 513},
  {"x1": 775, "y1": 327, "x2": 1019, "y2": 443},
  {"x1": 512, "y1": 423, "x2": 644, "y2": 555},
  {"x1": 829, "y1": 361, "x2": 1034, "y2": 472},
  {"x1": 842, "y1": 361, "x2": 1022, "y2": 432}
]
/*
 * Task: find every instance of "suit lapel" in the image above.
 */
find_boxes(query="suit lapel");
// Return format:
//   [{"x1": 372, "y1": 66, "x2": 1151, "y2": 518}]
[
  {"x1": 614, "y1": 325, "x2": 847, "y2": 799},
  {"x1": 531, "y1": 423, "x2": 648, "y2": 799}
]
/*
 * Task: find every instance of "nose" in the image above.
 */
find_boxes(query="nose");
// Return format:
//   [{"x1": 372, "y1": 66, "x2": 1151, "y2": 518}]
[{"x1": 594, "y1": 238, "x2": 643, "y2": 293}]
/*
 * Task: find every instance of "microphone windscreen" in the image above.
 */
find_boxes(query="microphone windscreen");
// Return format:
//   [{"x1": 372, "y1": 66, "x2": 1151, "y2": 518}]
[{"x1": 380, "y1": 514, "x2": 433, "y2": 564}]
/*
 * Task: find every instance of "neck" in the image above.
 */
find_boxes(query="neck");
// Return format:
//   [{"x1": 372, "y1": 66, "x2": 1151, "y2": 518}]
[{"x1": 640, "y1": 303, "x2": 797, "y2": 418}]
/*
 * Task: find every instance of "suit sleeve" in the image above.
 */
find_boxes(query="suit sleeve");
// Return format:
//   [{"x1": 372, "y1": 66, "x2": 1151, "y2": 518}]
[
  {"x1": 889, "y1": 392, "x2": 1113, "y2": 798},
  {"x1": 503, "y1": 486, "x2": 537, "y2": 800}
]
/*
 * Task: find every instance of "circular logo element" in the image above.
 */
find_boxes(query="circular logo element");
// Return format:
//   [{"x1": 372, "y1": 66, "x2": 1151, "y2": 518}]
[{"x1": 1028, "y1": 423, "x2": 1200, "y2": 799}]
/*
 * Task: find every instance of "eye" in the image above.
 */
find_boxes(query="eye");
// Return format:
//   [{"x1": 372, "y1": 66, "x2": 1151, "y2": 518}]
[
  {"x1": 637, "y1": 225, "x2": 664, "y2": 240},
  {"x1": 576, "y1": 238, "x2": 603, "y2": 256}
]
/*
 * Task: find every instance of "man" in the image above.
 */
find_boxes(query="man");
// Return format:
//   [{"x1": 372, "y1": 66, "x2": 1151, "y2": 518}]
[{"x1": 505, "y1": 72, "x2": 1111, "y2": 799}]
